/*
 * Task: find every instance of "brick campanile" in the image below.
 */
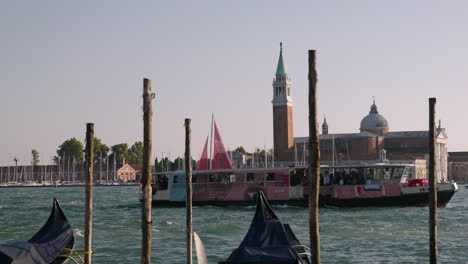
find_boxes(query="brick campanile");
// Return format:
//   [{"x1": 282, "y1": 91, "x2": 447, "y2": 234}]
[{"x1": 272, "y1": 43, "x2": 294, "y2": 161}]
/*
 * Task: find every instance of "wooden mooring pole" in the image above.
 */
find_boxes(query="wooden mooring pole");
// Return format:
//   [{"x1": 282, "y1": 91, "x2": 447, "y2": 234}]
[
  {"x1": 308, "y1": 50, "x2": 321, "y2": 264},
  {"x1": 84, "y1": 123, "x2": 94, "y2": 264},
  {"x1": 429, "y1": 97, "x2": 438, "y2": 264},
  {"x1": 185, "y1": 118, "x2": 193, "y2": 264},
  {"x1": 142, "y1": 78, "x2": 153, "y2": 264}
]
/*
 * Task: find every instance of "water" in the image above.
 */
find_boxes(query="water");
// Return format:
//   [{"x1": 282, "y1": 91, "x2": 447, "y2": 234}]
[{"x1": 0, "y1": 185, "x2": 467, "y2": 263}]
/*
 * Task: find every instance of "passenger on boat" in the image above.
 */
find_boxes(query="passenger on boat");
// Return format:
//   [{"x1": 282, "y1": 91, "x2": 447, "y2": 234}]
[{"x1": 323, "y1": 171, "x2": 331, "y2": 185}]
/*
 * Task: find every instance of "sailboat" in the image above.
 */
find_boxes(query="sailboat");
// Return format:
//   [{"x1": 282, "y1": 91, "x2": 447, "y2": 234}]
[{"x1": 197, "y1": 115, "x2": 233, "y2": 171}]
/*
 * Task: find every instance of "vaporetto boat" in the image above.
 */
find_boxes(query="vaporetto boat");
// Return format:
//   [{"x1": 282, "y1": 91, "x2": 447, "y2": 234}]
[{"x1": 148, "y1": 160, "x2": 458, "y2": 207}]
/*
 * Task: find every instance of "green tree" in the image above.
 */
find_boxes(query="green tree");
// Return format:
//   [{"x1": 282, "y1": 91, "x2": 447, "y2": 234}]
[
  {"x1": 55, "y1": 138, "x2": 84, "y2": 165},
  {"x1": 254, "y1": 147, "x2": 266, "y2": 156},
  {"x1": 31, "y1": 149, "x2": 39, "y2": 165},
  {"x1": 235, "y1": 146, "x2": 247, "y2": 155},
  {"x1": 171, "y1": 157, "x2": 184, "y2": 171},
  {"x1": 154, "y1": 157, "x2": 162, "y2": 172},
  {"x1": 129, "y1": 141, "x2": 143, "y2": 165},
  {"x1": 192, "y1": 159, "x2": 198, "y2": 170},
  {"x1": 111, "y1": 143, "x2": 130, "y2": 166},
  {"x1": 94, "y1": 137, "x2": 110, "y2": 164}
]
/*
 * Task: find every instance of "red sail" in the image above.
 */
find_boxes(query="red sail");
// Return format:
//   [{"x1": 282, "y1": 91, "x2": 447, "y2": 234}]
[
  {"x1": 196, "y1": 136, "x2": 209, "y2": 170},
  {"x1": 212, "y1": 121, "x2": 233, "y2": 169}
]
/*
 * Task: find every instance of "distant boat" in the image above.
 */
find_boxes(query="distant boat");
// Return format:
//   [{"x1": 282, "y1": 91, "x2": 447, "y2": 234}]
[
  {"x1": 0, "y1": 199, "x2": 74, "y2": 264},
  {"x1": 218, "y1": 190, "x2": 311, "y2": 264}
]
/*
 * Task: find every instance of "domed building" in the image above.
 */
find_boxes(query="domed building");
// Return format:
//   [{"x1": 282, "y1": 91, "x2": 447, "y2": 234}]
[
  {"x1": 359, "y1": 100, "x2": 389, "y2": 135},
  {"x1": 271, "y1": 45, "x2": 448, "y2": 182},
  {"x1": 291, "y1": 100, "x2": 448, "y2": 181}
]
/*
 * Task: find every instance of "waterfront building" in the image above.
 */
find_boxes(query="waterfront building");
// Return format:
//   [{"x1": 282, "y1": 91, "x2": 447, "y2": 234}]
[
  {"x1": 272, "y1": 44, "x2": 449, "y2": 182},
  {"x1": 117, "y1": 164, "x2": 136, "y2": 182},
  {"x1": 447, "y1": 151, "x2": 468, "y2": 183}
]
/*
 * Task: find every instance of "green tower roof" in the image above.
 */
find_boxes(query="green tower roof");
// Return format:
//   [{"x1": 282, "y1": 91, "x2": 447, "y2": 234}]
[{"x1": 276, "y1": 42, "x2": 287, "y2": 75}]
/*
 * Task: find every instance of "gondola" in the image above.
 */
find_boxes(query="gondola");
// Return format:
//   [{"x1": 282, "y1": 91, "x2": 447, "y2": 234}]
[
  {"x1": 219, "y1": 190, "x2": 311, "y2": 264},
  {"x1": 0, "y1": 198, "x2": 74, "y2": 264}
]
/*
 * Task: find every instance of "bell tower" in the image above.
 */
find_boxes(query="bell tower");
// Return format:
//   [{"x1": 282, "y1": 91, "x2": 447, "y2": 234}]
[
  {"x1": 272, "y1": 43, "x2": 293, "y2": 161},
  {"x1": 322, "y1": 117, "x2": 329, "y2": 135}
]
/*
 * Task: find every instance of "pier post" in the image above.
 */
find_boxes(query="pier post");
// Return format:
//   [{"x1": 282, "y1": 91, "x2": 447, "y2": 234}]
[
  {"x1": 308, "y1": 50, "x2": 321, "y2": 264},
  {"x1": 142, "y1": 78, "x2": 153, "y2": 264},
  {"x1": 185, "y1": 118, "x2": 193, "y2": 264},
  {"x1": 84, "y1": 123, "x2": 94, "y2": 264},
  {"x1": 428, "y1": 98, "x2": 438, "y2": 263}
]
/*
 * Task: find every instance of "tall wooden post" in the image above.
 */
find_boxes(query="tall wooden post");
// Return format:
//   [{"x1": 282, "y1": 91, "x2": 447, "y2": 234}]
[
  {"x1": 428, "y1": 97, "x2": 438, "y2": 264},
  {"x1": 308, "y1": 50, "x2": 321, "y2": 264},
  {"x1": 185, "y1": 118, "x2": 193, "y2": 264},
  {"x1": 142, "y1": 78, "x2": 153, "y2": 264},
  {"x1": 84, "y1": 123, "x2": 94, "y2": 264}
]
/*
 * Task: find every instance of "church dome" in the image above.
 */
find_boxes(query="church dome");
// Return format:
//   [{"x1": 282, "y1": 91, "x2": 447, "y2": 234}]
[{"x1": 360, "y1": 100, "x2": 389, "y2": 135}]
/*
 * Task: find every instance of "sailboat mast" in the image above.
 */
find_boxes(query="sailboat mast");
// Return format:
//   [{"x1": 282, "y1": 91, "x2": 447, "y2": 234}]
[
  {"x1": 303, "y1": 142, "x2": 306, "y2": 165},
  {"x1": 113, "y1": 154, "x2": 117, "y2": 181},
  {"x1": 332, "y1": 134, "x2": 335, "y2": 174},
  {"x1": 209, "y1": 113, "x2": 214, "y2": 170}
]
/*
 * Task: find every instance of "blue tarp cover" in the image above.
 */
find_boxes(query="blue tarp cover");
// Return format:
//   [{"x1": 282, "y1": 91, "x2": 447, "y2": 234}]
[
  {"x1": 0, "y1": 199, "x2": 74, "y2": 264},
  {"x1": 219, "y1": 191, "x2": 305, "y2": 264}
]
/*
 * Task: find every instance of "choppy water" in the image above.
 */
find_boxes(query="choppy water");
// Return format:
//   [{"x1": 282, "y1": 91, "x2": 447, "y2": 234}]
[{"x1": 0, "y1": 185, "x2": 467, "y2": 263}]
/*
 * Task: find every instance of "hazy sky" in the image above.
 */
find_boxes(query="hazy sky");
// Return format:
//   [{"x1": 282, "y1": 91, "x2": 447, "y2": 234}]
[{"x1": 1, "y1": 1, "x2": 468, "y2": 165}]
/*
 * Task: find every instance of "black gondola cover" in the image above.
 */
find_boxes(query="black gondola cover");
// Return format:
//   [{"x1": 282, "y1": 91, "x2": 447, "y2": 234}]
[
  {"x1": 0, "y1": 198, "x2": 74, "y2": 264},
  {"x1": 219, "y1": 191, "x2": 306, "y2": 264}
]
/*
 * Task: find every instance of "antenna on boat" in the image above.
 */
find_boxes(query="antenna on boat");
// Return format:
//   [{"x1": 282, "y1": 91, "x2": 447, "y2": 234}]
[
  {"x1": 272, "y1": 147, "x2": 275, "y2": 168},
  {"x1": 294, "y1": 143, "x2": 298, "y2": 166}
]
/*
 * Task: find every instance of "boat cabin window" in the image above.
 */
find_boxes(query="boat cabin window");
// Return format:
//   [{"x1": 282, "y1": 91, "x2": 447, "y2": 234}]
[
  {"x1": 266, "y1": 173, "x2": 275, "y2": 181},
  {"x1": 247, "y1": 173, "x2": 254, "y2": 182},
  {"x1": 173, "y1": 175, "x2": 179, "y2": 184},
  {"x1": 229, "y1": 174, "x2": 236, "y2": 183},
  {"x1": 289, "y1": 170, "x2": 303, "y2": 186},
  {"x1": 156, "y1": 175, "x2": 169, "y2": 190},
  {"x1": 392, "y1": 167, "x2": 406, "y2": 178},
  {"x1": 209, "y1": 174, "x2": 224, "y2": 183}
]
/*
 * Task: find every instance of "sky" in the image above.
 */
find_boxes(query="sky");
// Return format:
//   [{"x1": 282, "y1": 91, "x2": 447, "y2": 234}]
[{"x1": 1, "y1": 1, "x2": 468, "y2": 166}]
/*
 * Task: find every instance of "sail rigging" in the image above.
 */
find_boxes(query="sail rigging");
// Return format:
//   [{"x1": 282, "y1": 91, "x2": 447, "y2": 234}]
[
  {"x1": 197, "y1": 116, "x2": 233, "y2": 170},
  {"x1": 196, "y1": 136, "x2": 209, "y2": 170},
  {"x1": 212, "y1": 121, "x2": 233, "y2": 170}
]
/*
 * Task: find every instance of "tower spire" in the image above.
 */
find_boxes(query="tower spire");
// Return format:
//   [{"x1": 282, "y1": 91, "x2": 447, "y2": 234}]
[
  {"x1": 322, "y1": 116, "x2": 329, "y2": 135},
  {"x1": 272, "y1": 42, "x2": 293, "y2": 161},
  {"x1": 276, "y1": 42, "x2": 287, "y2": 75},
  {"x1": 370, "y1": 98, "x2": 379, "y2": 114}
]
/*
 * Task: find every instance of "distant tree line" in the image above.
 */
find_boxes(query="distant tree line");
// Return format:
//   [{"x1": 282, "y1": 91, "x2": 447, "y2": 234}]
[
  {"x1": 42, "y1": 137, "x2": 197, "y2": 171},
  {"x1": 28, "y1": 142, "x2": 265, "y2": 171}
]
